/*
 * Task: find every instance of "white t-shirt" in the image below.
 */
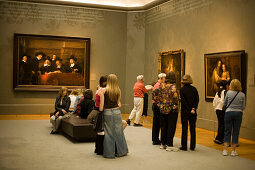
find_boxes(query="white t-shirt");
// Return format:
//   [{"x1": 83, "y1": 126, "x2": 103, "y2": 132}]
[
  {"x1": 69, "y1": 95, "x2": 77, "y2": 109},
  {"x1": 213, "y1": 90, "x2": 225, "y2": 111}
]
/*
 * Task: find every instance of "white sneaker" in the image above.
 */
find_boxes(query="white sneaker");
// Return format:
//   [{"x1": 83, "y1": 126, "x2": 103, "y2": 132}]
[
  {"x1": 160, "y1": 144, "x2": 167, "y2": 149},
  {"x1": 166, "y1": 146, "x2": 179, "y2": 152},
  {"x1": 222, "y1": 150, "x2": 228, "y2": 156},
  {"x1": 230, "y1": 151, "x2": 238, "y2": 157}
]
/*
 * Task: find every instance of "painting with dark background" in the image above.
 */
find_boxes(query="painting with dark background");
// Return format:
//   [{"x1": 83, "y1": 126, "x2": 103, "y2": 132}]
[
  {"x1": 14, "y1": 34, "x2": 90, "y2": 91},
  {"x1": 205, "y1": 50, "x2": 246, "y2": 100},
  {"x1": 158, "y1": 49, "x2": 185, "y2": 93}
]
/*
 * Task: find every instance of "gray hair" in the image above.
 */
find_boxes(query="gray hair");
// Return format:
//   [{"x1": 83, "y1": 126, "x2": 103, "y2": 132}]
[
  {"x1": 137, "y1": 75, "x2": 144, "y2": 81},
  {"x1": 158, "y1": 73, "x2": 166, "y2": 79}
]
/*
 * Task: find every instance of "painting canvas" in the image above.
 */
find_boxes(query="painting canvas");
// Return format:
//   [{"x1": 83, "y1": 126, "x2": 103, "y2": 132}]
[
  {"x1": 204, "y1": 50, "x2": 246, "y2": 100},
  {"x1": 158, "y1": 49, "x2": 185, "y2": 93},
  {"x1": 13, "y1": 34, "x2": 90, "y2": 91}
]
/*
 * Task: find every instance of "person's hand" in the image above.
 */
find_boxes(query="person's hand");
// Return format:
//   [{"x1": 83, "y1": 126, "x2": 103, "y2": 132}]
[
  {"x1": 73, "y1": 69, "x2": 78, "y2": 72},
  {"x1": 191, "y1": 108, "x2": 196, "y2": 114},
  {"x1": 173, "y1": 105, "x2": 177, "y2": 110},
  {"x1": 62, "y1": 109, "x2": 67, "y2": 114},
  {"x1": 76, "y1": 115, "x2": 80, "y2": 119},
  {"x1": 55, "y1": 112, "x2": 59, "y2": 116}
]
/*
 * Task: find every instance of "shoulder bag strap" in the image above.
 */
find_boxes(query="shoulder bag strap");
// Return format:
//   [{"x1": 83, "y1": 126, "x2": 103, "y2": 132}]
[{"x1": 225, "y1": 91, "x2": 239, "y2": 109}]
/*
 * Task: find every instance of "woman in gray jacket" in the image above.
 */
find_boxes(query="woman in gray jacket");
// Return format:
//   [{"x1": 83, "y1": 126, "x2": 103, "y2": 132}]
[{"x1": 222, "y1": 79, "x2": 245, "y2": 157}]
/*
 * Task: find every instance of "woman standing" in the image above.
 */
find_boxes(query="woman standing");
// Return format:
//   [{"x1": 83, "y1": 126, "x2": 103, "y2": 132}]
[
  {"x1": 213, "y1": 82, "x2": 227, "y2": 144},
  {"x1": 50, "y1": 87, "x2": 71, "y2": 134},
  {"x1": 222, "y1": 79, "x2": 245, "y2": 156},
  {"x1": 155, "y1": 71, "x2": 179, "y2": 151},
  {"x1": 180, "y1": 75, "x2": 199, "y2": 151},
  {"x1": 99, "y1": 74, "x2": 128, "y2": 158}
]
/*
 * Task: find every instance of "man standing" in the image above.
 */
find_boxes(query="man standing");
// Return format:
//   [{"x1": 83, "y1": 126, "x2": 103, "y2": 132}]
[
  {"x1": 151, "y1": 73, "x2": 166, "y2": 145},
  {"x1": 31, "y1": 52, "x2": 44, "y2": 85},
  {"x1": 127, "y1": 75, "x2": 149, "y2": 126}
]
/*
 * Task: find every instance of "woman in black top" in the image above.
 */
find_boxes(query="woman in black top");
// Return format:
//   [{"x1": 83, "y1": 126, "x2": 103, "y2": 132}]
[
  {"x1": 180, "y1": 75, "x2": 199, "y2": 151},
  {"x1": 79, "y1": 89, "x2": 95, "y2": 119},
  {"x1": 50, "y1": 87, "x2": 71, "y2": 134}
]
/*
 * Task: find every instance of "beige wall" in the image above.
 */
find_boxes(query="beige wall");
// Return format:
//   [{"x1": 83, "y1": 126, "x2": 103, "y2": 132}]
[
  {"x1": 0, "y1": 1, "x2": 127, "y2": 114},
  {"x1": 143, "y1": 0, "x2": 255, "y2": 140},
  {"x1": 0, "y1": 0, "x2": 254, "y2": 140}
]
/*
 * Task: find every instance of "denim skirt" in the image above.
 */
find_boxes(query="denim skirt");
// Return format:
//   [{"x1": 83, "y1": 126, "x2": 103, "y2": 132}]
[{"x1": 103, "y1": 108, "x2": 128, "y2": 158}]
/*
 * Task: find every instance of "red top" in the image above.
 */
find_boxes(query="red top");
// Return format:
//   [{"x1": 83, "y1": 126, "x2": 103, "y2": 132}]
[
  {"x1": 153, "y1": 80, "x2": 161, "y2": 90},
  {"x1": 133, "y1": 81, "x2": 147, "y2": 98},
  {"x1": 95, "y1": 93, "x2": 100, "y2": 108}
]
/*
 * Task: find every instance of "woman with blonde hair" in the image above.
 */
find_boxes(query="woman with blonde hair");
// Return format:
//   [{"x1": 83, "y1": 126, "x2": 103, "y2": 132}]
[
  {"x1": 50, "y1": 87, "x2": 71, "y2": 134},
  {"x1": 99, "y1": 74, "x2": 128, "y2": 158},
  {"x1": 222, "y1": 79, "x2": 245, "y2": 157}
]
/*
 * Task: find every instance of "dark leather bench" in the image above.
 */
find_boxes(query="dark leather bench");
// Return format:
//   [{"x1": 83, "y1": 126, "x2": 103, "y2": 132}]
[{"x1": 59, "y1": 115, "x2": 97, "y2": 142}]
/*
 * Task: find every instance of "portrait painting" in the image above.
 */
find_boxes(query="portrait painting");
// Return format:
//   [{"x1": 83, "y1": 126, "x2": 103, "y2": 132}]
[
  {"x1": 158, "y1": 49, "x2": 185, "y2": 93},
  {"x1": 204, "y1": 50, "x2": 246, "y2": 100},
  {"x1": 13, "y1": 34, "x2": 90, "y2": 91}
]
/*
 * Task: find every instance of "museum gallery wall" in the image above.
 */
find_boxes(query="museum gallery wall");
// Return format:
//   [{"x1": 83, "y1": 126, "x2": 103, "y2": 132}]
[{"x1": 0, "y1": 0, "x2": 255, "y2": 140}]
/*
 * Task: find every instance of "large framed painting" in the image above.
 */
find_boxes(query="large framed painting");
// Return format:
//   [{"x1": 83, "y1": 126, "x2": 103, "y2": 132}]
[
  {"x1": 204, "y1": 50, "x2": 246, "y2": 100},
  {"x1": 158, "y1": 49, "x2": 185, "y2": 92},
  {"x1": 13, "y1": 34, "x2": 90, "y2": 91}
]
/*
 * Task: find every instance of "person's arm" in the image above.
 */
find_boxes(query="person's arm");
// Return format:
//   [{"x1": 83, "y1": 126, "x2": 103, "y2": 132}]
[
  {"x1": 213, "y1": 93, "x2": 218, "y2": 108},
  {"x1": 118, "y1": 92, "x2": 121, "y2": 108},
  {"x1": 99, "y1": 89, "x2": 105, "y2": 111},
  {"x1": 55, "y1": 97, "x2": 62, "y2": 112},
  {"x1": 142, "y1": 84, "x2": 148, "y2": 93},
  {"x1": 242, "y1": 95, "x2": 246, "y2": 110},
  {"x1": 63, "y1": 96, "x2": 71, "y2": 113},
  {"x1": 223, "y1": 92, "x2": 229, "y2": 108}
]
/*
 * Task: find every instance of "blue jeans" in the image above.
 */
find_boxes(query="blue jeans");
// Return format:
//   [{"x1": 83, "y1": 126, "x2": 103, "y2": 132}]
[
  {"x1": 224, "y1": 111, "x2": 242, "y2": 144},
  {"x1": 103, "y1": 108, "x2": 128, "y2": 158}
]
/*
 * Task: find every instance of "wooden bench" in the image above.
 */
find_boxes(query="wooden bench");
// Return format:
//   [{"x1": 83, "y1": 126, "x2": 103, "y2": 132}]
[{"x1": 59, "y1": 114, "x2": 97, "y2": 142}]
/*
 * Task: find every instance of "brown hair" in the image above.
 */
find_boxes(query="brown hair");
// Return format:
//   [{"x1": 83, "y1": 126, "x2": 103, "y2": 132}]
[
  {"x1": 83, "y1": 89, "x2": 93, "y2": 100},
  {"x1": 229, "y1": 79, "x2": 242, "y2": 91},
  {"x1": 59, "y1": 87, "x2": 68, "y2": 96},
  {"x1": 70, "y1": 89, "x2": 79, "y2": 96}
]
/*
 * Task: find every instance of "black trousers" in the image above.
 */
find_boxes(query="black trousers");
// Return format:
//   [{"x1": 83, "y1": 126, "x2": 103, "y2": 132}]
[
  {"x1": 152, "y1": 103, "x2": 161, "y2": 142},
  {"x1": 181, "y1": 112, "x2": 197, "y2": 149},
  {"x1": 142, "y1": 93, "x2": 148, "y2": 116},
  {"x1": 160, "y1": 111, "x2": 178, "y2": 146},
  {"x1": 215, "y1": 110, "x2": 225, "y2": 142}
]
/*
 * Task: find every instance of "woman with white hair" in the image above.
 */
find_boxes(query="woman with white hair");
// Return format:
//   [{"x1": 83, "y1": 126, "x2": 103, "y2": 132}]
[
  {"x1": 127, "y1": 75, "x2": 149, "y2": 126},
  {"x1": 151, "y1": 73, "x2": 166, "y2": 145}
]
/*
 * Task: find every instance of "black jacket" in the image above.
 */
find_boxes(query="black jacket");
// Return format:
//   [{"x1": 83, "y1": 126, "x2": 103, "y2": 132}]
[
  {"x1": 180, "y1": 84, "x2": 199, "y2": 114},
  {"x1": 53, "y1": 64, "x2": 67, "y2": 73},
  {"x1": 80, "y1": 98, "x2": 95, "y2": 119},
  {"x1": 40, "y1": 65, "x2": 53, "y2": 74},
  {"x1": 54, "y1": 95, "x2": 71, "y2": 116},
  {"x1": 31, "y1": 58, "x2": 41, "y2": 72},
  {"x1": 68, "y1": 64, "x2": 82, "y2": 74}
]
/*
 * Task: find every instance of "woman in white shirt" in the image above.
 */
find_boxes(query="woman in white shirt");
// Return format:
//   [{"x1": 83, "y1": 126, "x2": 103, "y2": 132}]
[{"x1": 213, "y1": 82, "x2": 227, "y2": 144}]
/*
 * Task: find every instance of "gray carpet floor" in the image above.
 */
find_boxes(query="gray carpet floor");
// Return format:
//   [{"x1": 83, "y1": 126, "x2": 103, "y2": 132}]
[{"x1": 0, "y1": 120, "x2": 254, "y2": 170}]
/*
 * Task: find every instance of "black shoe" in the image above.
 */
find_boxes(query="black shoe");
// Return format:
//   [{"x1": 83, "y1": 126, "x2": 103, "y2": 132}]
[
  {"x1": 214, "y1": 139, "x2": 223, "y2": 145},
  {"x1": 126, "y1": 119, "x2": 131, "y2": 126},
  {"x1": 153, "y1": 141, "x2": 161, "y2": 145},
  {"x1": 179, "y1": 147, "x2": 187, "y2": 151},
  {"x1": 50, "y1": 130, "x2": 59, "y2": 134},
  {"x1": 134, "y1": 123, "x2": 143, "y2": 127},
  {"x1": 190, "y1": 148, "x2": 195, "y2": 151}
]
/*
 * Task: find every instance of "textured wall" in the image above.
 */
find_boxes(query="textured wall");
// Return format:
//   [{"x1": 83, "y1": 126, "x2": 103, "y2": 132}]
[
  {"x1": 0, "y1": 1, "x2": 127, "y2": 114},
  {"x1": 143, "y1": 0, "x2": 255, "y2": 140}
]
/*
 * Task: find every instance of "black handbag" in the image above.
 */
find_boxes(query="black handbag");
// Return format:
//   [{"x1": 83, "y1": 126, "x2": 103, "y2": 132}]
[
  {"x1": 93, "y1": 111, "x2": 104, "y2": 132},
  {"x1": 222, "y1": 91, "x2": 239, "y2": 111}
]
